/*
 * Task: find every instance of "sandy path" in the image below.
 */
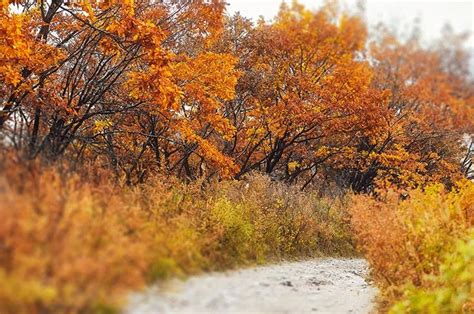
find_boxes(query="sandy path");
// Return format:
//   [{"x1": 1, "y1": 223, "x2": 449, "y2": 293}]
[{"x1": 125, "y1": 258, "x2": 377, "y2": 314}]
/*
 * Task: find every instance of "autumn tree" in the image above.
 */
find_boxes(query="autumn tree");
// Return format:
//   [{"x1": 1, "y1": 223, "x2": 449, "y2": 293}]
[
  {"x1": 0, "y1": 0, "x2": 239, "y2": 183},
  {"x1": 343, "y1": 24, "x2": 474, "y2": 191},
  {"x1": 215, "y1": 3, "x2": 388, "y2": 189},
  {"x1": 1, "y1": 0, "x2": 472, "y2": 189}
]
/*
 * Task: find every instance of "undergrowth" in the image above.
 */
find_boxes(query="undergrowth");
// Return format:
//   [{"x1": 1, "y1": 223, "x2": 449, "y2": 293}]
[
  {"x1": 0, "y1": 164, "x2": 354, "y2": 314},
  {"x1": 350, "y1": 181, "x2": 474, "y2": 313}
]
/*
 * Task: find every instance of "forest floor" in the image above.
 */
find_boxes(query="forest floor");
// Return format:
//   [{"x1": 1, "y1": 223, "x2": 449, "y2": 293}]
[{"x1": 125, "y1": 258, "x2": 378, "y2": 314}]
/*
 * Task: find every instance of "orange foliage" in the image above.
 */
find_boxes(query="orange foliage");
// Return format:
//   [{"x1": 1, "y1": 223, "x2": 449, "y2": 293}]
[
  {"x1": 362, "y1": 25, "x2": 474, "y2": 191},
  {"x1": 0, "y1": 159, "x2": 354, "y2": 313},
  {"x1": 1, "y1": 0, "x2": 472, "y2": 189},
  {"x1": 1, "y1": 1, "x2": 473, "y2": 312},
  {"x1": 349, "y1": 181, "x2": 474, "y2": 310},
  {"x1": 214, "y1": 3, "x2": 473, "y2": 191},
  {"x1": 0, "y1": 164, "x2": 150, "y2": 313}
]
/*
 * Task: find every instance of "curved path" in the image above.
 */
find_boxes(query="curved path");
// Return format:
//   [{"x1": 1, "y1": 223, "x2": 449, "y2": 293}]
[{"x1": 125, "y1": 258, "x2": 377, "y2": 314}]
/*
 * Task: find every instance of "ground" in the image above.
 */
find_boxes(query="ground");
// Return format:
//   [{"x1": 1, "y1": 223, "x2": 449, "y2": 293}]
[{"x1": 126, "y1": 258, "x2": 378, "y2": 314}]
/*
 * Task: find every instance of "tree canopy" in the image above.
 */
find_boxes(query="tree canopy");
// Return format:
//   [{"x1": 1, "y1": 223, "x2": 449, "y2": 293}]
[{"x1": 1, "y1": 0, "x2": 473, "y2": 190}]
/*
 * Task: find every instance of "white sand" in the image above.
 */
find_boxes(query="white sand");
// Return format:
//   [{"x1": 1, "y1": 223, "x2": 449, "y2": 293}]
[{"x1": 125, "y1": 258, "x2": 378, "y2": 314}]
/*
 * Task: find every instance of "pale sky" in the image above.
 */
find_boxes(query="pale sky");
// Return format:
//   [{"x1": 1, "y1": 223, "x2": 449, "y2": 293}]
[{"x1": 227, "y1": 0, "x2": 474, "y2": 48}]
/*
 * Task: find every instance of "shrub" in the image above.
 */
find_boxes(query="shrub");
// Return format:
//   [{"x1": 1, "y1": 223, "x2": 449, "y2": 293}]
[
  {"x1": 350, "y1": 180, "x2": 474, "y2": 311},
  {"x1": 391, "y1": 230, "x2": 474, "y2": 313},
  {"x1": 0, "y1": 166, "x2": 354, "y2": 314},
  {"x1": 0, "y1": 169, "x2": 150, "y2": 314}
]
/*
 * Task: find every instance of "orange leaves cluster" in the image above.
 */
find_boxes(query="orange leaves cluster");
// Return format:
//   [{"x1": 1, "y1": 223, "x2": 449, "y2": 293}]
[
  {"x1": 0, "y1": 12, "x2": 28, "y2": 87},
  {"x1": 209, "y1": 2, "x2": 470, "y2": 189},
  {"x1": 176, "y1": 120, "x2": 238, "y2": 178},
  {"x1": 0, "y1": 5, "x2": 59, "y2": 88}
]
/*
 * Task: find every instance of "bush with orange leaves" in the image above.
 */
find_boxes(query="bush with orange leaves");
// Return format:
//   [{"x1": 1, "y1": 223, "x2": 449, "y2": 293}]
[
  {"x1": 350, "y1": 181, "x2": 474, "y2": 312},
  {"x1": 0, "y1": 163, "x2": 354, "y2": 314},
  {"x1": 0, "y1": 166, "x2": 151, "y2": 313}
]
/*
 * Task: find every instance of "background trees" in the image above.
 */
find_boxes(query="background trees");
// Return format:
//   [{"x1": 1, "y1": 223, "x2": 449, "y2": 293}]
[
  {"x1": 353, "y1": 25, "x2": 474, "y2": 191},
  {"x1": 1, "y1": 0, "x2": 472, "y2": 190}
]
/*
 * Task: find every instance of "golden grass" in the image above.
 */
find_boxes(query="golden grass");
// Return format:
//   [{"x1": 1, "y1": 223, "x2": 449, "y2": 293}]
[
  {"x1": 0, "y1": 165, "x2": 354, "y2": 313},
  {"x1": 350, "y1": 181, "x2": 474, "y2": 312}
]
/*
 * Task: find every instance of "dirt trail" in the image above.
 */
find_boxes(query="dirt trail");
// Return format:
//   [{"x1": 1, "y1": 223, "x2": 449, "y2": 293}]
[{"x1": 125, "y1": 258, "x2": 378, "y2": 314}]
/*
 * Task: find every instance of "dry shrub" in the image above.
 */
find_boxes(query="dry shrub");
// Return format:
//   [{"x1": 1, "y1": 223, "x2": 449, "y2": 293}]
[
  {"x1": 215, "y1": 174, "x2": 355, "y2": 258},
  {"x1": 391, "y1": 231, "x2": 474, "y2": 313},
  {"x1": 0, "y1": 167, "x2": 151, "y2": 314},
  {"x1": 350, "y1": 181, "x2": 474, "y2": 312},
  {"x1": 0, "y1": 166, "x2": 354, "y2": 314}
]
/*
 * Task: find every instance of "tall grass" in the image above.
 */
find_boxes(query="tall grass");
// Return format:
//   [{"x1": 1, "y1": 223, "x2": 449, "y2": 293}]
[
  {"x1": 0, "y1": 164, "x2": 354, "y2": 313},
  {"x1": 350, "y1": 181, "x2": 474, "y2": 312}
]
